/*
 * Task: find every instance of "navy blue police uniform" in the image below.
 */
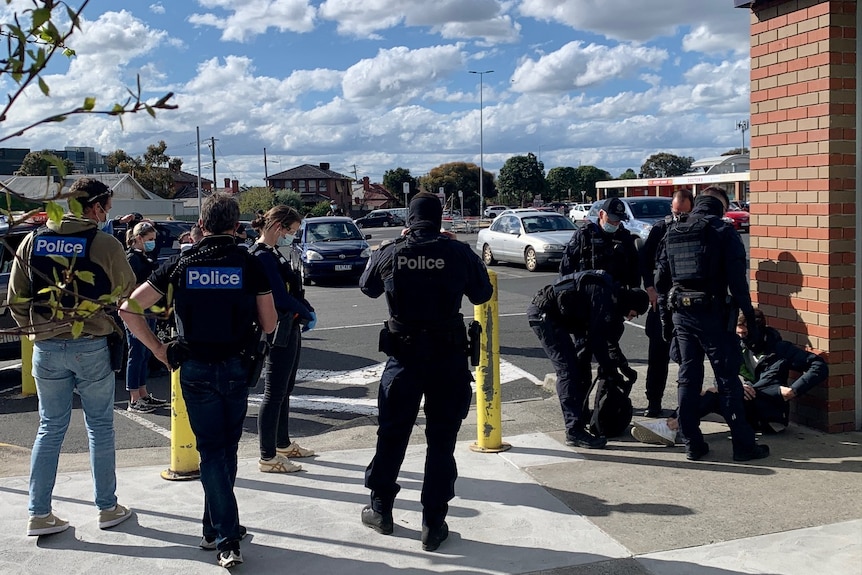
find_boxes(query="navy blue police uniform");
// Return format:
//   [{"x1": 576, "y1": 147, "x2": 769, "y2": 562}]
[
  {"x1": 528, "y1": 271, "x2": 644, "y2": 447},
  {"x1": 148, "y1": 234, "x2": 272, "y2": 551},
  {"x1": 655, "y1": 194, "x2": 768, "y2": 461},
  {"x1": 359, "y1": 194, "x2": 492, "y2": 547},
  {"x1": 638, "y1": 214, "x2": 679, "y2": 415}
]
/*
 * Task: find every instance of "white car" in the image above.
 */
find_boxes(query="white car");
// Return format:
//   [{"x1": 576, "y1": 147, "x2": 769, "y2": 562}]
[
  {"x1": 483, "y1": 205, "x2": 508, "y2": 219},
  {"x1": 568, "y1": 203, "x2": 592, "y2": 223},
  {"x1": 476, "y1": 211, "x2": 577, "y2": 272}
]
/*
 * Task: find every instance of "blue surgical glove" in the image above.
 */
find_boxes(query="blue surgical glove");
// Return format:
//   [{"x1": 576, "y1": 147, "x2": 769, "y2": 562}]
[{"x1": 302, "y1": 311, "x2": 317, "y2": 332}]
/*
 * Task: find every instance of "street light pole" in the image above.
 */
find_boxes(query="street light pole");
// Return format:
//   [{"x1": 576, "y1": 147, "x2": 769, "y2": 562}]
[
  {"x1": 736, "y1": 119, "x2": 749, "y2": 153},
  {"x1": 469, "y1": 69, "x2": 493, "y2": 217}
]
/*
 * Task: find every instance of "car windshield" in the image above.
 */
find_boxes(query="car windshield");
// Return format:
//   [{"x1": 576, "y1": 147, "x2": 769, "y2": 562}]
[
  {"x1": 520, "y1": 215, "x2": 576, "y2": 233},
  {"x1": 306, "y1": 222, "x2": 364, "y2": 242},
  {"x1": 626, "y1": 200, "x2": 672, "y2": 219}
]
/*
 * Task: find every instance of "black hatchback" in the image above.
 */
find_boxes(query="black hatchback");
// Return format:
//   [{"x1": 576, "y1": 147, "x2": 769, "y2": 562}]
[{"x1": 354, "y1": 210, "x2": 404, "y2": 228}]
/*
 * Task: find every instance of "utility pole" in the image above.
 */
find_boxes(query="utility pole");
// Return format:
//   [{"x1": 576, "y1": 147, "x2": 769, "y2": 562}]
[
  {"x1": 736, "y1": 120, "x2": 749, "y2": 153},
  {"x1": 210, "y1": 136, "x2": 218, "y2": 190},
  {"x1": 264, "y1": 147, "x2": 268, "y2": 180}
]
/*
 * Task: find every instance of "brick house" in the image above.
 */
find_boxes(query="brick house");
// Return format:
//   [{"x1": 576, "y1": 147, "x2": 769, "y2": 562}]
[
  {"x1": 735, "y1": 0, "x2": 859, "y2": 431},
  {"x1": 266, "y1": 162, "x2": 353, "y2": 213}
]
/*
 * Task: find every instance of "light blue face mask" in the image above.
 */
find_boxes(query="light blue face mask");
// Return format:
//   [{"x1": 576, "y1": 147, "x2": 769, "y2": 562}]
[
  {"x1": 601, "y1": 221, "x2": 619, "y2": 234},
  {"x1": 97, "y1": 212, "x2": 110, "y2": 232},
  {"x1": 143, "y1": 240, "x2": 156, "y2": 252}
]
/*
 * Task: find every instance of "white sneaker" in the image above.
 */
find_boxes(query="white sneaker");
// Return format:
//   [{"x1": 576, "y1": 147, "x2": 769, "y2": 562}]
[
  {"x1": 258, "y1": 454, "x2": 302, "y2": 473},
  {"x1": 631, "y1": 420, "x2": 678, "y2": 446}
]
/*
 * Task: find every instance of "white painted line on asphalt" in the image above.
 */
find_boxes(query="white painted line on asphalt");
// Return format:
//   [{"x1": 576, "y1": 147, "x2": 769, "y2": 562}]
[
  {"x1": 248, "y1": 393, "x2": 379, "y2": 416},
  {"x1": 0, "y1": 385, "x2": 20, "y2": 395},
  {"x1": 115, "y1": 406, "x2": 171, "y2": 439}
]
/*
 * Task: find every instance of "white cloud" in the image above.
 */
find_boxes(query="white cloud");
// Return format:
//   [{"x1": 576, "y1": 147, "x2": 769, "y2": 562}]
[
  {"x1": 342, "y1": 45, "x2": 465, "y2": 105},
  {"x1": 189, "y1": 0, "x2": 316, "y2": 42},
  {"x1": 319, "y1": 0, "x2": 518, "y2": 43},
  {"x1": 150, "y1": 3, "x2": 165, "y2": 14},
  {"x1": 518, "y1": 0, "x2": 749, "y2": 52},
  {"x1": 511, "y1": 41, "x2": 667, "y2": 93}
]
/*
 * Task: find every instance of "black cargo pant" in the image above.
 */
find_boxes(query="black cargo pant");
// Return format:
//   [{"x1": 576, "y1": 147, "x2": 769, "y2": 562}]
[{"x1": 365, "y1": 346, "x2": 472, "y2": 529}]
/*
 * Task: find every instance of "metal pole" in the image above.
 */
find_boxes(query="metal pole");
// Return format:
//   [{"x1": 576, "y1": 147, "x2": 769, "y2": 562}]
[
  {"x1": 196, "y1": 126, "x2": 202, "y2": 216},
  {"x1": 470, "y1": 70, "x2": 493, "y2": 218}
]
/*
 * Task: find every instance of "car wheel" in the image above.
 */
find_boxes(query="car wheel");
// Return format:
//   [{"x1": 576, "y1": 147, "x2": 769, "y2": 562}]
[
  {"x1": 300, "y1": 265, "x2": 312, "y2": 286},
  {"x1": 382, "y1": 221, "x2": 389, "y2": 227},
  {"x1": 482, "y1": 244, "x2": 496, "y2": 265},
  {"x1": 524, "y1": 247, "x2": 538, "y2": 272},
  {"x1": 634, "y1": 237, "x2": 645, "y2": 251},
  {"x1": 356, "y1": 222, "x2": 364, "y2": 228}
]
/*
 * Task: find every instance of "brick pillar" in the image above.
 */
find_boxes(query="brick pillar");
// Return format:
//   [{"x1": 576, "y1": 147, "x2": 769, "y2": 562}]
[{"x1": 747, "y1": 0, "x2": 857, "y2": 432}]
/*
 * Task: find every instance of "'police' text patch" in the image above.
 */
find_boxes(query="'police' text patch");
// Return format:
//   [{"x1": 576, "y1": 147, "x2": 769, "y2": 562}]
[
  {"x1": 34, "y1": 236, "x2": 87, "y2": 257},
  {"x1": 186, "y1": 267, "x2": 243, "y2": 289}
]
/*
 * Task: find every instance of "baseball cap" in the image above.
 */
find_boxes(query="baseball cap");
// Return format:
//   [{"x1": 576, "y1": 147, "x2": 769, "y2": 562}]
[{"x1": 601, "y1": 197, "x2": 628, "y2": 221}]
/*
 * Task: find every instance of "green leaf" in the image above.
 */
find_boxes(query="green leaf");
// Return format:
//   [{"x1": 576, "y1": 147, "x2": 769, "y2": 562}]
[
  {"x1": 46, "y1": 202, "x2": 64, "y2": 223},
  {"x1": 36, "y1": 287, "x2": 56, "y2": 295},
  {"x1": 126, "y1": 298, "x2": 144, "y2": 315},
  {"x1": 62, "y1": 48, "x2": 76, "y2": 58},
  {"x1": 48, "y1": 254, "x2": 69, "y2": 268},
  {"x1": 82, "y1": 97, "x2": 95, "y2": 111},
  {"x1": 66, "y1": 198, "x2": 83, "y2": 218},
  {"x1": 37, "y1": 76, "x2": 49, "y2": 96},
  {"x1": 75, "y1": 270, "x2": 95, "y2": 285},
  {"x1": 145, "y1": 104, "x2": 155, "y2": 118},
  {"x1": 71, "y1": 321, "x2": 84, "y2": 339},
  {"x1": 9, "y1": 295, "x2": 32, "y2": 304}
]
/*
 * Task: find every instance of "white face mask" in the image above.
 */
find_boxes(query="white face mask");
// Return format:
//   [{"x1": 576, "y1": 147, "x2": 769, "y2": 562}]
[{"x1": 97, "y1": 208, "x2": 110, "y2": 231}]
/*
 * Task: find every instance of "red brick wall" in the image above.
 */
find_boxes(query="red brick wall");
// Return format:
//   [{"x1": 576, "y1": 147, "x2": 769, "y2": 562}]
[{"x1": 748, "y1": 0, "x2": 856, "y2": 432}]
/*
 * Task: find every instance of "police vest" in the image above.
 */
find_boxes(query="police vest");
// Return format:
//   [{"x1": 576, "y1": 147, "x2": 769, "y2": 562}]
[
  {"x1": 665, "y1": 214, "x2": 716, "y2": 291},
  {"x1": 248, "y1": 242, "x2": 298, "y2": 301},
  {"x1": 553, "y1": 270, "x2": 613, "y2": 321},
  {"x1": 579, "y1": 225, "x2": 628, "y2": 280},
  {"x1": 169, "y1": 242, "x2": 258, "y2": 351},
  {"x1": 29, "y1": 226, "x2": 112, "y2": 315},
  {"x1": 386, "y1": 235, "x2": 459, "y2": 329}
]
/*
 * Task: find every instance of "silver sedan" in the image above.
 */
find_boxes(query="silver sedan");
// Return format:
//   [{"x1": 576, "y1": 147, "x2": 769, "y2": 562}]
[{"x1": 476, "y1": 211, "x2": 577, "y2": 272}]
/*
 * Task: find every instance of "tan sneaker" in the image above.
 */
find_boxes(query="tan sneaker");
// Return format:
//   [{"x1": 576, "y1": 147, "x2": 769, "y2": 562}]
[
  {"x1": 27, "y1": 512, "x2": 69, "y2": 536},
  {"x1": 259, "y1": 454, "x2": 302, "y2": 473},
  {"x1": 277, "y1": 442, "x2": 315, "y2": 458},
  {"x1": 99, "y1": 504, "x2": 133, "y2": 529}
]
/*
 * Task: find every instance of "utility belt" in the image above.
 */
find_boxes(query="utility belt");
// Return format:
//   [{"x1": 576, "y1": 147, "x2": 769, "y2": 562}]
[
  {"x1": 667, "y1": 286, "x2": 738, "y2": 333},
  {"x1": 378, "y1": 315, "x2": 481, "y2": 365}
]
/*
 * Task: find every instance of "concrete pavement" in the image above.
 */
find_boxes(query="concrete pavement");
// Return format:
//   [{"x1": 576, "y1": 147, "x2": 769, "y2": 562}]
[{"x1": 1, "y1": 390, "x2": 860, "y2": 575}]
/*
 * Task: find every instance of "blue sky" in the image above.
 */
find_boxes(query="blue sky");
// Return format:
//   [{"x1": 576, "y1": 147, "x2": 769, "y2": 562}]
[{"x1": 1, "y1": 0, "x2": 753, "y2": 187}]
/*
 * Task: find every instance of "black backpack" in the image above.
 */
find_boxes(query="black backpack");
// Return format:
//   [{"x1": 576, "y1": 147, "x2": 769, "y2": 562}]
[{"x1": 586, "y1": 377, "x2": 633, "y2": 438}]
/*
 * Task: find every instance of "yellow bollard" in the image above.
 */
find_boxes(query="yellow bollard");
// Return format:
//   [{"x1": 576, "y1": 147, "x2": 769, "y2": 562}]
[
  {"x1": 470, "y1": 270, "x2": 511, "y2": 453},
  {"x1": 161, "y1": 367, "x2": 201, "y2": 481},
  {"x1": 20, "y1": 337, "x2": 35, "y2": 396}
]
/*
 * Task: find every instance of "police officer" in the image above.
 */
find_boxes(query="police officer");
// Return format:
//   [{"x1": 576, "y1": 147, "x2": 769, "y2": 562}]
[
  {"x1": 655, "y1": 186, "x2": 768, "y2": 462},
  {"x1": 120, "y1": 193, "x2": 276, "y2": 569},
  {"x1": 528, "y1": 271, "x2": 649, "y2": 447},
  {"x1": 638, "y1": 189, "x2": 693, "y2": 417},
  {"x1": 9, "y1": 177, "x2": 136, "y2": 536},
  {"x1": 559, "y1": 196, "x2": 639, "y2": 288},
  {"x1": 359, "y1": 192, "x2": 492, "y2": 552}
]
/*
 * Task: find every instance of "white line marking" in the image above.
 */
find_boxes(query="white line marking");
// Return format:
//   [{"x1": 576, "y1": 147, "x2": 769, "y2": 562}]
[{"x1": 114, "y1": 406, "x2": 172, "y2": 439}]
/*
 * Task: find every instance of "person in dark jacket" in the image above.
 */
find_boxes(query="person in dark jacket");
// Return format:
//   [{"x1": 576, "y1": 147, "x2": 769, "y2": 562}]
[
  {"x1": 358, "y1": 192, "x2": 492, "y2": 552},
  {"x1": 632, "y1": 308, "x2": 829, "y2": 445},
  {"x1": 655, "y1": 186, "x2": 768, "y2": 462},
  {"x1": 528, "y1": 271, "x2": 649, "y2": 448},
  {"x1": 249, "y1": 206, "x2": 317, "y2": 474},
  {"x1": 638, "y1": 189, "x2": 693, "y2": 417},
  {"x1": 123, "y1": 221, "x2": 167, "y2": 413}
]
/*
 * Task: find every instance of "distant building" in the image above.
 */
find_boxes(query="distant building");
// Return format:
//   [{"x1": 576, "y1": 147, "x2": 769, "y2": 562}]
[
  {"x1": 51, "y1": 146, "x2": 109, "y2": 174},
  {"x1": 266, "y1": 162, "x2": 352, "y2": 212},
  {"x1": 0, "y1": 148, "x2": 29, "y2": 175}
]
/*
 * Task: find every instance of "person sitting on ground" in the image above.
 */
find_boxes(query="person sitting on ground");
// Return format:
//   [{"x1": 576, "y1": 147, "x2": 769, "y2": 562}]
[{"x1": 631, "y1": 308, "x2": 829, "y2": 446}]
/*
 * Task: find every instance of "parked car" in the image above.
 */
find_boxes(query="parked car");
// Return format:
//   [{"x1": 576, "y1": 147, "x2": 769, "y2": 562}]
[
  {"x1": 568, "y1": 203, "x2": 592, "y2": 224},
  {"x1": 476, "y1": 211, "x2": 577, "y2": 272},
  {"x1": 584, "y1": 197, "x2": 673, "y2": 248},
  {"x1": 288, "y1": 216, "x2": 372, "y2": 285},
  {"x1": 354, "y1": 210, "x2": 404, "y2": 228},
  {"x1": 723, "y1": 204, "x2": 751, "y2": 233},
  {"x1": 483, "y1": 205, "x2": 508, "y2": 219}
]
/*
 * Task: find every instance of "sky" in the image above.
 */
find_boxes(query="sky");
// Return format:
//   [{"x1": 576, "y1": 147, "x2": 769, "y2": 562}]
[{"x1": 0, "y1": 0, "x2": 753, "y2": 188}]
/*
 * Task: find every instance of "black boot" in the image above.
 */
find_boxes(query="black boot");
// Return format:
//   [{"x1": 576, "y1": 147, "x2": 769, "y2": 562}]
[
  {"x1": 421, "y1": 522, "x2": 449, "y2": 551},
  {"x1": 361, "y1": 505, "x2": 393, "y2": 535}
]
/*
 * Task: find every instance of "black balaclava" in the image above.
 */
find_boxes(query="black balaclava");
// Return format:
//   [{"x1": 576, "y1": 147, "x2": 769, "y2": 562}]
[
  {"x1": 617, "y1": 288, "x2": 650, "y2": 317},
  {"x1": 406, "y1": 192, "x2": 443, "y2": 232},
  {"x1": 693, "y1": 194, "x2": 726, "y2": 218}
]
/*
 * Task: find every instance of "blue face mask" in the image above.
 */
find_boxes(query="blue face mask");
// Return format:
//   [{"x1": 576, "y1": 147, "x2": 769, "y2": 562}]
[
  {"x1": 97, "y1": 210, "x2": 110, "y2": 232},
  {"x1": 143, "y1": 240, "x2": 156, "y2": 252},
  {"x1": 601, "y1": 221, "x2": 619, "y2": 234}
]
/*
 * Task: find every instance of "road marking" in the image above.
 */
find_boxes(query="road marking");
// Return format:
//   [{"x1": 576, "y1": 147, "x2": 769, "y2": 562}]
[{"x1": 115, "y1": 405, "x2": 172, "y2": 439}]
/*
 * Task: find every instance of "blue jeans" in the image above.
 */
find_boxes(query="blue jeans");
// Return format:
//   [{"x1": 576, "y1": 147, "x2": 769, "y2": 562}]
[
  {"x1": 125, "y1": 317, "x2": 156, "y2": 391},
  {"x1": 181, "y1": 357, "x2": 248, "y2": 551},
  {"x1": 29, "y1": 337, "x2": 117, "y2": 515}
]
